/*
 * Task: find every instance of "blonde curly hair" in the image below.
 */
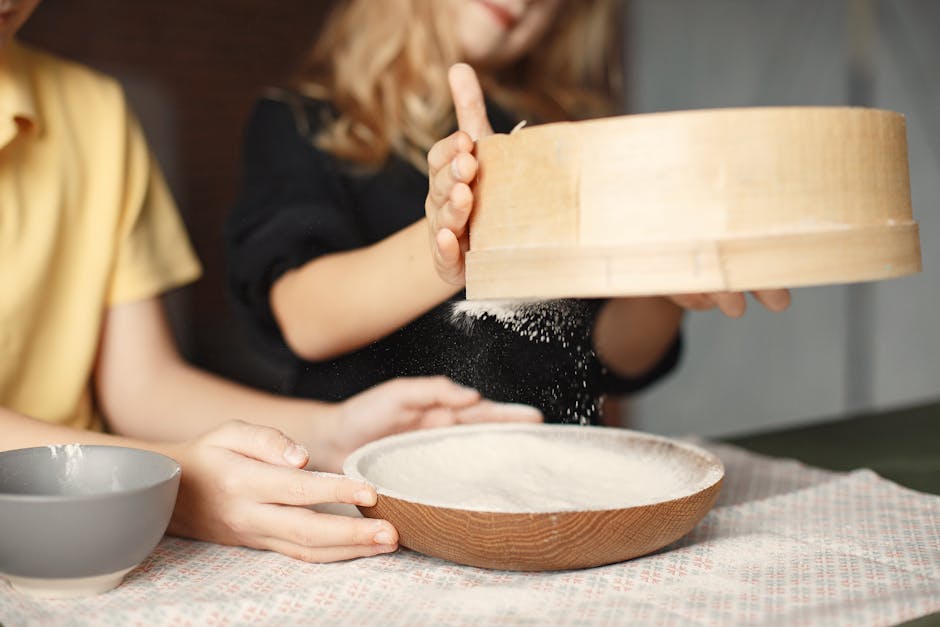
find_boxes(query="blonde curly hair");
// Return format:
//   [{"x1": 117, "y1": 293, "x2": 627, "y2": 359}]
[{"x1": 294, "y1": 0, "x2": 623, "y2": 172}]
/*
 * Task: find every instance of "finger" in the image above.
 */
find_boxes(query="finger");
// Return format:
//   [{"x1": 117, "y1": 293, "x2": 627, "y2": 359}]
[
  {"x1": 252, "y1": 504, "x2": 398, "y2": 549},
  {"x1": 437, "y1": 187, "x2": 473, "y2": 236},
  {"x1": 428, "y1": 130, "x2": 474, "y2": 174},
  {"x1": 451, "y1": 152, "x2": 478, "y2": 184},
  {"x1": 669, "y1": 293, "x2": 716, "y2": 311},
  {"x1": 435, "y1": 229, "x2": 466, "y2": 285},
  {"x1": 456, "y1": 401, "x2": 543, "y2": 424},
  {"x1": 448, "y1": 63, "x2": 494, "y2": 140},
  {"x1": 206, "y1": 420, "x2": 309, "y2": 468},
  {"x1": 713, "y1": 292, "x2": 747, "y2": 318},
  {"x1": 434, "y1": 172, "x2": 475, "y2": 230},
  {"x1": 417, "y1": 406, "x2": 460, "y2": 430},
  {"x1": 383, "y1": 376, "x2": 481, "y2": 411},
  {"x1": 751, "y1": 289, "x2": 791, "y2": 312},
  {"x1": 231, "y1": 465, "x2": 377, "y2": 507},
  {"x1": 259, "y1": 537, "x2": 397, "y2": 564}
]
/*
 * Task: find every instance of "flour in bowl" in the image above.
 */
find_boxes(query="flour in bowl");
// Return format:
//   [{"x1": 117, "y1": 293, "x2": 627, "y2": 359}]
[
  {"x1": 365, "y1": 432, "x2": 702, "y2": 512},
  {"x1": 47, "y1": 443, "x2": 84, "y2": 483}
]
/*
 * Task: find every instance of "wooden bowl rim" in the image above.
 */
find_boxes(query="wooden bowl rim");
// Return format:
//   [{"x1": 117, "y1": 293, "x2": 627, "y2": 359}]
[
  {"x1": 343, "y1": 423, "x2": 724, "y2": 514},
  {"x1": 476, "y1": 104, "x2": 905, "y2": 146}
]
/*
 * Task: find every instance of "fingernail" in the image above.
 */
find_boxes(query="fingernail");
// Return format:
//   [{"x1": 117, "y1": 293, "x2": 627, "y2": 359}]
[
  {"x1": 284, "y1": 443, "x2": 308, "y2": 466},
  {"x1": 450, "y1": 157, "x2": 461, "y2": 180},
  {"x1": 374, "y1": 531, "x2": 395, "y2": 545},
  {"x1": 355, "y1": 489, "x2": 375, "y2": 506}
]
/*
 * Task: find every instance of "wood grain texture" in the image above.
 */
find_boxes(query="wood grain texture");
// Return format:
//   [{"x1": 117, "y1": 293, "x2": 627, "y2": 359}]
[
  {"x1": 471, "y1": 123, "x2": 580, "y2": 250},
  {"x1": 466, "y1": 107, "x2": 922, "y2": 300},
  {"x1": 345, "y1": 424, "x2": 724, "y2": 571},
  {"x1": 359, "y1": 481, "x2": 721, "y2": 571}
]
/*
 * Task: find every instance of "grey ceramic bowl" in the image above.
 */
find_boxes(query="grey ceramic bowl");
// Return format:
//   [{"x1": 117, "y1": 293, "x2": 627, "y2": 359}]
[{"x1": 0, "y1": 444, "x2": 180, "y2": 598}]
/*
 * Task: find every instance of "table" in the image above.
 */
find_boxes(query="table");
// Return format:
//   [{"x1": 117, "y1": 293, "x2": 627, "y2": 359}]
[
  {"x1": 2, "y1": 403, "x2": 938, "y2": 626},
  {"x1": 727, "y1": 400, "x2": 940, "y2": 496},
  {"x1": 727, "y1": 400, "x2": 940, "y2": 627}
]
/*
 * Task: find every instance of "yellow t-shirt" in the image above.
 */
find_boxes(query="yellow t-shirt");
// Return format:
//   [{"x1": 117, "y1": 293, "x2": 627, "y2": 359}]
[{"x1": 0, "y1": 41, "x2": 202, "y2": 431}]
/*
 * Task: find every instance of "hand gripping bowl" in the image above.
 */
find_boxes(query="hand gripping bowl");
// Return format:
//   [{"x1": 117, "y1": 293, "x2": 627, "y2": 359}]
[
  {"x1": 465, "y1": 107, "x2": 922, "y2": 300},
  {"x1": 343, "y1": 423, "x2": 723, "y2": 571},
  {"x1": 0, "y1": 445, "x2": 181, "y2": 598}
]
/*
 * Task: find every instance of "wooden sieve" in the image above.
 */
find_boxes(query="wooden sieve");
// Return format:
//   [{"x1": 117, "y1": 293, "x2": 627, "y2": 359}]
[{"x1": 465, "y1": 107, "x2": 921, "y2": 300}]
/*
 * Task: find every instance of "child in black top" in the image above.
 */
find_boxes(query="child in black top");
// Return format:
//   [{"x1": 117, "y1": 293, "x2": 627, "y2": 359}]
[{"x1": 227, "y1": 0, "x2": 790, "y2": 424}]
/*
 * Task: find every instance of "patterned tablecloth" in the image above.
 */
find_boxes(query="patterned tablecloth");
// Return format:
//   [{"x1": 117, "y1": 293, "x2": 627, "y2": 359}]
[{"x1": 1, "y1": 442, "x2": 938, "y2": 626}]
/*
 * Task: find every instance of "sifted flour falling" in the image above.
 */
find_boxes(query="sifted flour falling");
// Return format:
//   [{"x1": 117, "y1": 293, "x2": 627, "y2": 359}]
[
  {"x1": 449, "y1": 299, "x2": 602, "y2": 425},
  {"x1": 450, "y1": 299, "x2": 584, "y2": 344},
  {"x1": 367, "y1": 432, "x2": 706, "y2": 512}
]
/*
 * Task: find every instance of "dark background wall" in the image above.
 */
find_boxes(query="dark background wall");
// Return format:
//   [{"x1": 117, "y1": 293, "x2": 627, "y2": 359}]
[{"x1": 20, "y1": 0, "x2": 334, "y2": 388}]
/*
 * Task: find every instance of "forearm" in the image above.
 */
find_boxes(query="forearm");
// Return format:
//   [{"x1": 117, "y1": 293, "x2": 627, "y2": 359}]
[
  {"x1": 592, "y1": 297, "x2": 683, "y2": 377},
  {"x1": 0, "y1": 405, "x2": 169, "y2": 454},
  {"x1": 271, "y1": 219, "x2": 460, "y2": 360},
  {"x1": 94, "y1": 298, "x2": 342, "y2": 468},
  {"x1": 101, "y1": 359, "x2": 342, "y2": 468}
]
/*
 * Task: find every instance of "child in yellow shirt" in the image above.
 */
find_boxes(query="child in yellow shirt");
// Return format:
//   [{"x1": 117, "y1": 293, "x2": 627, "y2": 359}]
[{"x1": 0, "y1": 0, "x2": 539, "y2": 564}]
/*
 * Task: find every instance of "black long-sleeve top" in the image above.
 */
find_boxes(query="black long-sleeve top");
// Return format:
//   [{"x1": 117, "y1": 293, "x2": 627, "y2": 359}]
[{"x1": 226, "y1": 92, "x2": 681, "y2": 424}]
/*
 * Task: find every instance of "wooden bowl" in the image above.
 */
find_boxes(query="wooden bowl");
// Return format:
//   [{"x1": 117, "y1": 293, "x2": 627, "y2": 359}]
[
  {"x1": 466, "y1": 107, "x2": 921, "y2": 299},
  {"x1": 343, "y1": 423, "x2": 723, "y2": 571}
]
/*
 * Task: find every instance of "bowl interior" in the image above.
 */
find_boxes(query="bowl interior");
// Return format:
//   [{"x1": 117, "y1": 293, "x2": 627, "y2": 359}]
[
  {"x1": 0, "y1": 445, "x2": 180, "y2": 498},
  {"x1": 346, "y1": 423, "x2": 722, "y2": 514},
  {"x1": 344, "y1": 424, "x2": 724, "y2": 570}
]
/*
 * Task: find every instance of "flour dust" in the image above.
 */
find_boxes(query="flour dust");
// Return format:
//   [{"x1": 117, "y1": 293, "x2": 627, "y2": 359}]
[
  {"x1": 449, "y1": 299, "x2": 601, "y2": 425},
  {"x1": 369, "y1": 432, "x2": 697, "y2": 512}
]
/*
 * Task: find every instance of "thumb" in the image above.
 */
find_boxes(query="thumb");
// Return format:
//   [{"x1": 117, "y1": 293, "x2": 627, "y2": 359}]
[{"x1": 448, "y1": 63, "x2": 494, "y2": 141}]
